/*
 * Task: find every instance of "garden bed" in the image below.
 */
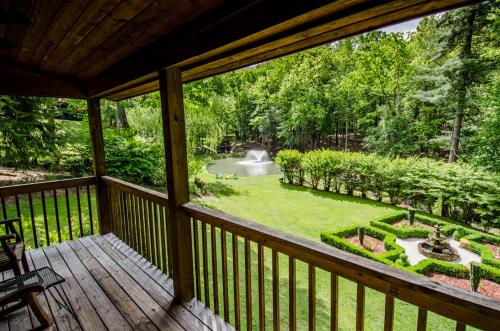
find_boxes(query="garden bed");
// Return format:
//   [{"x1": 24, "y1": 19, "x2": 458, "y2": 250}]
[
  {"x1": 346, "y1": 235, "x2": 386, "y2": 254},
  {"x1": 427, "y1": 272, "x2": 500, "y2": 300},
  {"x1": 484, "y1": 243, "x2": 499, "y2": 260}
]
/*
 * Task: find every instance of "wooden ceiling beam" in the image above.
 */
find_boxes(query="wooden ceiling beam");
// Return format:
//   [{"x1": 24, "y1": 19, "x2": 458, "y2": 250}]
[
  {"x1": 182, "y1": 0, "x2": 477, "y2": 83},
  {"x1": 90, "y1": 0, "x2": 476, "y2": 100},
  {"x1": 0, "y1": 61, "x2": 86, "y2": 98},
  {"x1": 87, "y1": 0, "x2": 357, "y2": 97},
  {"x1": 99, "y1": 0, "x2": 476, "y2": 100}
]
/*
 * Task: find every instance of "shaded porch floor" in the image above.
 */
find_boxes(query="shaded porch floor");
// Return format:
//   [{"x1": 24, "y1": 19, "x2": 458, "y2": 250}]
[{"x1": 0, "y1": 234, "x2": 231, "y2": 331}]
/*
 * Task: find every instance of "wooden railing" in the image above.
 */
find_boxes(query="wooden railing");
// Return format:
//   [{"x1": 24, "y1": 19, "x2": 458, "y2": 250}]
[
  {"x1": 103, "y1": 176, "x2": 172, "y2": 277},
  {"x1": 183, "y1": 203, "x2": 500, "y2": 331},
  {"x1": 0, "y1": 177, "x2": 97, "y2": 248},
  {"x1": 7, "y1": 176, "x2": 497, "y2": 330}
]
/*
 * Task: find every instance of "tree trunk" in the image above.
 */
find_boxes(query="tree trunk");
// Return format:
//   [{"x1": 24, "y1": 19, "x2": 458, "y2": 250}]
[
  {"x1": 448, "y1": 8, "x2": 475, "y2": 162},
  {"x1": 344, "y1": 113, "x2": 349, "y2": 151},
  {"x1": 116, "y1": 101, "x2": 129, "y2": 129},
  {"x1": 335, "y1": 117, "x2": 339, "y2": 147}
]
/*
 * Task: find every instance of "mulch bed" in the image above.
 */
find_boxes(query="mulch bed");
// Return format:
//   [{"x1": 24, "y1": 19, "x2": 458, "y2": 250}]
[
  {"x1": 427, "y1": 272, "x2": 500, "y2": 300},
  {"x1": 346, "y1": 235, "x2": 386, "y2": 254},
  {"x1": 393, "y1": 219, "x2": 434, "y2": 230},
  {"x1": 484, "y1": 243, "x2": 500, "y2": 260}
]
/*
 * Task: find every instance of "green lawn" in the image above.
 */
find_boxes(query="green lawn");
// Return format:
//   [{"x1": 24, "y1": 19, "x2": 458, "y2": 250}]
[{"x1": 193, "y1": 173, "x2": 471, "y2": 331}]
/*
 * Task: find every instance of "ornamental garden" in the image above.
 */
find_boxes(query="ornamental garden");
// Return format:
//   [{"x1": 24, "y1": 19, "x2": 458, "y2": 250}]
[{"x1": 275, "y1": 149, "x2": 500, "y2": 298}]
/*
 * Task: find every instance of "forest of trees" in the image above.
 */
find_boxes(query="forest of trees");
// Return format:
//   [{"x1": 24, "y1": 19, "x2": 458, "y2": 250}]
[{"x1": 0, "y1": 3, "x2": 498, "y2": 176}]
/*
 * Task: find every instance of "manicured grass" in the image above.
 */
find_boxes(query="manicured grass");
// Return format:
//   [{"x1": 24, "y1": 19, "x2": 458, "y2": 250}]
[{"x1": 194, "y1": 173, "x2": 471, "y2": 331}]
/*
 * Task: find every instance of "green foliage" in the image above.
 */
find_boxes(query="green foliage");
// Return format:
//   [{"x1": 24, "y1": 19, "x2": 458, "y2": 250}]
[
  {"x1": 370, "y1": 220, "x2": 431, "y2": 239},
  {"x1": 470, "y1": 262, "x2": 481, "y2": 292},
  {"x1": 279, "y1": 149, "x2": 500, "y2": 228},
  {"x1": 411, "y1": 259, "x2": 469, "y2": 278},
  {"x1": 358, "y1": 226, "x2": 365, "y2": 246},
  {"x1": 479, "y1": 264, "x2": 500, "y2": 283},
  {"x1": 275, "y1": 149, "x2": 303, "y2": 183},
  {"x1": 320, "y1": 225, "x2": 405, "y2": 266},
  {"x1": 0, "y1": 96, "x2": 59, "y2": 166}
]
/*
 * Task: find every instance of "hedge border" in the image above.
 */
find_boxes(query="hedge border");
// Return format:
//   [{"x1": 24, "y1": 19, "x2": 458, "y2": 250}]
[
  {"x1": 320, "y1": 225, "x2": 406, "y2": 267},
  {"x1": 321, "y1": 212, "x2": 500, "y2": 286}
]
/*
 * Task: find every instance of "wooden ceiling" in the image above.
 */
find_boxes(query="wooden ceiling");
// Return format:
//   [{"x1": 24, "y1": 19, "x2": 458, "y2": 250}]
[{"x1": 0, "y1": 0, "x2": 476, "y2": 101}]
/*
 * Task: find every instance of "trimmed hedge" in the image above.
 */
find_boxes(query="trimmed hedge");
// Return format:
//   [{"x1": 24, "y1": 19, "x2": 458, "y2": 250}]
[
  {"x1": 479, "y1": 264, "x2": 500, "y2": 283},
  {"x1": 462, "y1": 237, "x2": 500, "y2": 269},
  {"x1": 320, "y1": 225, "x2": 405, "y2": 267},
  {"x1": 370, "y1": 213, "x2": 433, "y2": 238},
  {"x1": 411, "y1": 259, "x2": 469, "y2": 278}
]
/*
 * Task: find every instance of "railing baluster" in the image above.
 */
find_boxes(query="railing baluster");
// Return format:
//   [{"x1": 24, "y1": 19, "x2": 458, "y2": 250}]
[
  {"x1": 123, "y1": 192, "x2": 130, "y2": 244},
  {"x1": 134, "y1": 195, "x2": 143, "y2": 256},
  {"x1": 245, "y1": 238, "x2": 252, "y2": 331},
  {"x1": 331, "y1": 273, "x2": 338, "y2": 331},
  {"x1": 258, "y1": 243, "x2": 265, "y2": 331},
  {"x1": 28, "y1": 193, "x2": 38, "y2": 248},
  {"x1": 272, "y1": 249, "x2": 279, "y2": 331},
  {"x1": 417, "y1": 308, "x2": 427, "y2": 331},
  {"x1": 14, "y1": 195, "x2": 24, "y2": 240},
  {"x1": 356, "y1": 283, "x2": 365, "y2": 331},
  {"x1": 455, "y1": 322, "x2": 466, "y2": 331},
  {"x1": 309, "y1": 265, "x2": 316, "y2": 331},
  {"x1": 76, "y1": 186, "x2": 83, "y2": 237},
  {"x1": 202, "y1": 221, "x2": 210, "y2": 307},
  {"x1": 0, "y1": 197, "x2": 7, "y2": 219},
  {"x1": 221, "y1": 229, "x2": 229, "y2": 322},
  {"x1": 125, "y1": 193, "x2": 133, "y2": 249},
  {"x1": 86, "y1": 184, "x2": 94, "y2": 235},
  {"x1": 52, "y1": 189, "x2": 61, "y2": 243},
  {"x1": 140, "y1": 197, "x2": 149, "y2": 259},
  {"x1": 232, "y1": 233, "x2": 241, "y2": 330},
  {"x1": 146, "y1": 200, "x2": 154, "y2": 265},
  {"x1": 211, "y1": 225, "x2": 219, "y2": 314},
  {"x1": 192, "y1": 219, "x2": 201, "y2": 298},
  {"x1": 154, "y1": 204, "x2": 161, "y2": 269},
  {"x1": 64, "y1": 188, "x2": 73, "y2": 240},
  {"x1": 41, "y1": 191, "x2": 50, "y2": 245},
  {"x1": 289, "y1": 256, "x2": 296, "y2": 331},
  {"x1": 384, "y1": 295, "x2": 394, "y2": 331},
  {"x1": 160, "y1": 205, "x2": 168, "y2": 275},
  {"x1": 165, "y1": 205, "x2": 173, "y2": 276}
]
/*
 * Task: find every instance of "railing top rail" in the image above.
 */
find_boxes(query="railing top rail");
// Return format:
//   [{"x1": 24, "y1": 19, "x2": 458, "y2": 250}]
[
  {"x1": 0, "y1": 176, "x2": 96, "y2": 197},
  {"x1": 102, "y1": 176, "x2": 168, "y2": 206},
  {"x1": 182, "y1": 202, "x2": 500, "y2": 330}
]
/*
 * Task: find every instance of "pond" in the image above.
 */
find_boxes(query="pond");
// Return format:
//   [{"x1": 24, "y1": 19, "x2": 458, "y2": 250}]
[{"x1": 207, "y1": 150, "x2": 281, "y2": 177}]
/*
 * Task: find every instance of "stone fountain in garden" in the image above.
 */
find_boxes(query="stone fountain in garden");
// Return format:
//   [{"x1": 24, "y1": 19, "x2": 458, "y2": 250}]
[{"x1": 418, "y1": 225, "x2": 459, "y2": 261}]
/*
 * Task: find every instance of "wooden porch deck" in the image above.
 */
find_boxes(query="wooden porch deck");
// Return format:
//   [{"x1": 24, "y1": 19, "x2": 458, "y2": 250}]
[{"x1": 0, "y1": 234, "x2": 232, "y2": 331}]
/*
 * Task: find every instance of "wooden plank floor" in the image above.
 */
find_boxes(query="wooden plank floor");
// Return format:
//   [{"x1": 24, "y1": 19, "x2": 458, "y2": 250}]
[{"x1": 0, "y1": 234, "x2": 233, "y2": 331}]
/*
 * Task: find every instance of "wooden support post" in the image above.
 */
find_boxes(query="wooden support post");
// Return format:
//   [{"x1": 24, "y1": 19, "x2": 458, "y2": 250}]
[
  {"x1": 87, "y1": 98, "x2": 112, "y2": 234},
  {"x1": 159, "y1": 67, "x2": 194, "y2": 302}
]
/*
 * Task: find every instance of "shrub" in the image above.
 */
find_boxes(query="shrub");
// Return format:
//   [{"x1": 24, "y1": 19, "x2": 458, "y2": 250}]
[
  {"x1": 275, "y1": 150, "x2": 302, "y2": 184},
  {"x1": 470, "y1": 262, "x2": 481, "y2": 292},
  {"x1": 301, "y1": 150, "x2": 324, "y2": 189},
  {"x1": 358, "y1": 226, "x2": 365, "y2": 246},
  {"x1": 274, "y1": 149, "x2": 500, "y2": 228},
  {"x1": 370, "y1": 220, "x2": 431, "y2": 238},
  {"x1": 411, "y1": 259, "x2": 469, "y2": 278},
  {"x1": 479, "y1": 264, "x2": 500, "y2": 283},
  {"x1": 320, "y1": 225, "x2": 405, "y2": 266}
]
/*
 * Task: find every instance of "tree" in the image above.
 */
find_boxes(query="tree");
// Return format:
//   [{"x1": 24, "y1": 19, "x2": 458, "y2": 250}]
[{"x1": 0, "y1": 96, "x2": 57, "y2": 166}]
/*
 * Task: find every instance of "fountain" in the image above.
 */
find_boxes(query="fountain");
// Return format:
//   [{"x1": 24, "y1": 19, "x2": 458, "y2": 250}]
[
  {"x1": 207, "y1": 149, "x2": 280, "y2": 177},
  {"x1": 418, "y1": 225, "x2": 459, "y2": 261},
  {"x1": 237, "y1": 150, "x2": 273, "y2": 165}
]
